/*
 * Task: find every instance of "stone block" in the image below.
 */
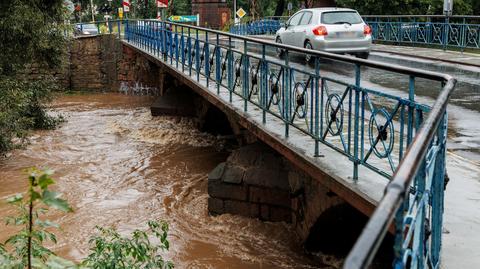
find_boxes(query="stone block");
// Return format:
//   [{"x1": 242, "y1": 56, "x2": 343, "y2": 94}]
[
  {"x1": 208, "y1": 197, "x2": 224, "y2": 215},
  {"x1": 255, "y1": 152, "x2": 281, "y2": 171},
  {"x1": 249, "y1": 186, "x2": 290, "y2": 208},
  {"x1": 226, "y1": 143, "x2": 266, "y2": 167},
  {"x1": 224, "y1": 200, "x2": 259, "y2": 218},
  {"x1": 222, "y1": 165, "x2": 244, "y2": 184},
  {"x1": 269, "y1": 206, "x2": 292, "y2": 223},
  {"x1": 288, "y1": 171, "x2": 305, "y2": 195},
  {"x1": 208, "y1": 179, "x2": 248, "y2": 201},
  {"x1": 208, "y1": 162, "x2": 225, "y2": 181},
  {"x1": 244, "y1": 167, "x2": 289, "y2": 191},
  {"x1": 260, "y1": 204, "x2": 269, "y2": 220}
]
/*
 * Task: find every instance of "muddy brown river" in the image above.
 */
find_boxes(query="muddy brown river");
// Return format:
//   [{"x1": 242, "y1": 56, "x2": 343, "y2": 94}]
[{"x1": 0, "y1": 93, "x2": 338, "y2": 268}]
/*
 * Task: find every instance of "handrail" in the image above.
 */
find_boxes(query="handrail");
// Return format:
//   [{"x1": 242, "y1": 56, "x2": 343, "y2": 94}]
[{"x1": 344, "y1": 77, "x2": 455, "y2": 268}]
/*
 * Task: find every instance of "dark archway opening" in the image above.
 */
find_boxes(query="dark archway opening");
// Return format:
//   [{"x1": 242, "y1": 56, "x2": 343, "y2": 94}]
[
  {"x1": 200, "y1": 105, "x2": 235, "y2": 136},
  {"x1": 305, "y1": 203, "x2": 394, "y2": 268}
]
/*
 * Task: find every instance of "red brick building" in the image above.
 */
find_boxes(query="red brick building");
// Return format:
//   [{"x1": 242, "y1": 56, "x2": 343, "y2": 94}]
[{"x1": 192, "y1": 0, "x2": 231, "y2": 29}]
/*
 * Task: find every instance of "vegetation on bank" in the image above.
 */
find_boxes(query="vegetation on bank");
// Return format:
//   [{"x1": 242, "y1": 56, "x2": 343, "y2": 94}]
[
  {"x1": 0, "y1": 0, "x2": 66, "y2": 154},
  {"x1": 0, "y1": 169, "x2": 174, "y2": 269},
  {"x1": 74, "y1": 0, "x2": 480, "y2": 22}
]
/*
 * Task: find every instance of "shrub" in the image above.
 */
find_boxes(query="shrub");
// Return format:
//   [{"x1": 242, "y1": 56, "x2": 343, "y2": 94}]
[{"x1": 1, "y1": 169, "x2": 174, "y2": 269}]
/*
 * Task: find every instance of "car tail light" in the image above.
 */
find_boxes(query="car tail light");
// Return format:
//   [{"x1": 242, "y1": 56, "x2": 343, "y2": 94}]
[
  {"x1": 312, "y1": 26, "x2": 328, "y2": 36},
  {"x1": 364, "y1": 25, "x2": 372, "y2": 35}
]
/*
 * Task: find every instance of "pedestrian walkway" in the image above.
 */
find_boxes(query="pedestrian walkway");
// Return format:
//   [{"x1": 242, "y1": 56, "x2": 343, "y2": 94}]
[{"x1": 372, "y1": 44, "x2": 480, "y2": 67}]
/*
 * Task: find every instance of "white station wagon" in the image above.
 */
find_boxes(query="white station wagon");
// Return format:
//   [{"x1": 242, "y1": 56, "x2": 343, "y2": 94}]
[{"x1": 275, "y1": 8, "x2": 372, "y2": 61}]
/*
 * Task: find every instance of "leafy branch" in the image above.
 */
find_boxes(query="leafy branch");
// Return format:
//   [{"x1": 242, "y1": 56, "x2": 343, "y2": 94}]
[{"x1": 1, "y1": 169, "x2": 174, "y2": 269}]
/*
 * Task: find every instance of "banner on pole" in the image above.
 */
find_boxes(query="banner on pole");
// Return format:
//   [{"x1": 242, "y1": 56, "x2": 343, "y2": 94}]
[
  {"x1": 157, "y1": 0, "x2": 168, "y2": 8},
  {"x1": 123, "y1": 0, "x2": 130, "y2": 12}
]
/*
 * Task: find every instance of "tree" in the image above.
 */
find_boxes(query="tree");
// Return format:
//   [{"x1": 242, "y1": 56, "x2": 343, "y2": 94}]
[
  {"x1": 335, "y1": 0, "x2": 475, "y2": 15},
  {"x1": 0, "y1": 0, "x2": 66, "y2": 153}
]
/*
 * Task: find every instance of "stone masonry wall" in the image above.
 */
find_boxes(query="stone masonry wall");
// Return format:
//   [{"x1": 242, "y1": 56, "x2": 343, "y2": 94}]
[
  {"x1": 208, "y1": 143, "x2": 345, "y2": 241},
  {"x1": 208, "y1": 143, "x2": 292, "y2": 222},
  {"x1": 70, "y1": 35, "x2": 121, "y2": 91}
]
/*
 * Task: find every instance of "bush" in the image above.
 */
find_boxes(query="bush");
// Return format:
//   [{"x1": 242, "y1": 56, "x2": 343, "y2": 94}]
[{"x1": 0, "y1": 77, "x2": 63, "y2": 153}]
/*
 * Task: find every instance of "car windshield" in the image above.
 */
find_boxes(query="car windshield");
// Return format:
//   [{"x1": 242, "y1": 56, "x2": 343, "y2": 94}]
[
  {"x1": 321, "y1": 11, "x2": 362, "y2": 25},
  {"x1": 82, "y1": 24, "x2": 97, "y2": 30}
]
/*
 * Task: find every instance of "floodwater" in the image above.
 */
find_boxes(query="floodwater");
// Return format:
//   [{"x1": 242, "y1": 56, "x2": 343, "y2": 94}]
[{"x1": 0, "y1": 93, "x2": 337, "y2": 268}]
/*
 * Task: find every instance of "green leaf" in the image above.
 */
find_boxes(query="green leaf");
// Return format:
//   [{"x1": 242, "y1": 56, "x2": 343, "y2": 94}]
[
  {"x1": 6, "y1": 193, "x2": 23, "y2": 204},
  {"x1": 31, "y1": 190, "x2": 41, "y2": 202},
  {"x1": 38, "y1": 173, "x2": 55, "y2": 190},
  {"x1": 42, "y1": 190, "x2": 72, "y2": 212}
]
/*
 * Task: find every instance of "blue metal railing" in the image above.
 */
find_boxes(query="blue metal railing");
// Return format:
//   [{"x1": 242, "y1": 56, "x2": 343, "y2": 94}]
[
  {"x1": 230, "y1": 19, "x2": 282, "y2": 35},
  {"x1": 363, "y1": 15, "x2": 480, "y2": 51},
  {"x1": 230, "y1": 15, "x2": 480, "y2": 51},
  {"x1": 119, "y1": 19, "x2": 455, "y2": 268}
]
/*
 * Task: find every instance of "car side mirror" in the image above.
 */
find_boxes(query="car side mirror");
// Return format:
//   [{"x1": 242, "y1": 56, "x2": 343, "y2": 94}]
[{"x1": 284, "y1": 22, "x2": 289, "y2": 29}]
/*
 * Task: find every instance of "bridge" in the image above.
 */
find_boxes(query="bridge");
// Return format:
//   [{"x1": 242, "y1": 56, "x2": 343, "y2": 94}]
[{"x1": 76, "y1": 19, "x2": 456, "y2": 268}]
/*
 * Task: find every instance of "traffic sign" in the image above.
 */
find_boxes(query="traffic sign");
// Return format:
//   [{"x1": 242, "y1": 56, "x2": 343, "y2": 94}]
[
  {"x1": 123, "y1": 0, "x2": 130, "y2": 12},
  {"x1": 157, "y1": 0, "x2": 168, "y2": 8},
  {"x1": 168, "y1": 15, "x2": 198, "y2": 23},
  {"x1": 236, "y1": 8, "x2": 246, "y2": 19},
  {"x1": 287, "y1": 2, "x2": 293, "y2": 11}
]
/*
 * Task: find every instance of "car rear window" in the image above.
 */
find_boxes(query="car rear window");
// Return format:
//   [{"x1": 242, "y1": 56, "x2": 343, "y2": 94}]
[
  {"x1": 83, "y1": 24, "x2": 97, "y2": 29},
  {"x1": 321, "y1": 11, "x2": 363, "y2": 24}
]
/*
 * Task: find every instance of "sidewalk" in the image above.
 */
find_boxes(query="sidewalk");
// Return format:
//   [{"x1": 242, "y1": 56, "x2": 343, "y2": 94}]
[{"x1": 372, "y1": 44, "x2": 480, "y2": 67}]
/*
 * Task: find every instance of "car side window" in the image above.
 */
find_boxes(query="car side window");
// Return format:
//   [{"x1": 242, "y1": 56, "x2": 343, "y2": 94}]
[
  {"x1": 288, "y1": 12, "x2": 304, "y2": 26},
  {"x1": 299, "y1": 12, "x2": 312, "y2": 25}
]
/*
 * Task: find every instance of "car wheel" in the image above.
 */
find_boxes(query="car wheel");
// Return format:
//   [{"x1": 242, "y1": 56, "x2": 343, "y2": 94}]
[
  {"x1": 356, "y1": 52, "x2": 370, "y2": 59},
  {"x1": 304, "y1": 41, "x2": 314, "y2": 64},
  {"x1": 276, "y1": 37, "x2": 284, "y2": 58}
]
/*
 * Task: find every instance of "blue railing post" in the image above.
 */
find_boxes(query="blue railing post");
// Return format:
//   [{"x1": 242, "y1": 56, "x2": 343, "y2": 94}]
[
  {"x1": 314, "y1": 57, "x2": 320, "y2": 156},
  {"x1": 216, "y1": 33, "x2": 221, "y2": 95},
  {"x1": 243, "y1": 40, "x2": 248, "y2": 111},
  {"x1": 205, "y1": 31, "x2": 210, "y2": 87},
  {"x1": 431, "y1": 113, "x2": 447, "y2": 268},
  {"x1": 228, "y1": 36, "x2": 233, "y2": 103},
  {"x1": 196, "y1": 29, "x2": 200, "y2": 82},
  {"x1": 284, "y1": 50, "x2": 290, "y2": 138},
  {"x1": 353, "y1": 64, "x2": 361, "y2": 180},
  {"x1": 188, "y1": 27, "x2": 192, "y2": 76},
  {"x1": 443, "y1": 16, "x2": 449, "y2": 51},
  {"x1": 262, "y1": 44, "x2": 267, "y2": 124}
]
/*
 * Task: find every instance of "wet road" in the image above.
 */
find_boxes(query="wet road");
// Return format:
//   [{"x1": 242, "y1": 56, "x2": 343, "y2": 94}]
[{"x1": 0, "y1": 93, "x2": 337, "y2": 268}]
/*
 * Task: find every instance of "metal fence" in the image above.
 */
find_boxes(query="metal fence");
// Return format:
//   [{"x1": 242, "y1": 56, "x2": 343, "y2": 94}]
[
  {"x1": 363, "y1": 15, "x2": 480, "y2": 51},
  {"x1": 229, "y1": 19, "x2": 282, "y2": 35},
  {"x1": 83, "y1": 19, "x2": 455, "y2": 268},
  {"x1": 229, "y1": 15, "x2": 480, "y2": 51}
]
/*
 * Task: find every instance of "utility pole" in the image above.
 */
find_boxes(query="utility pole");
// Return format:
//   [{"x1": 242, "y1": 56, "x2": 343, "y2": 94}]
[
  {"x1": 234, "y1": 0, "x2": 237, "y2": 23},
  {"x1": 90, "y1": 0, "x2": 95, "y2": 21}
]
